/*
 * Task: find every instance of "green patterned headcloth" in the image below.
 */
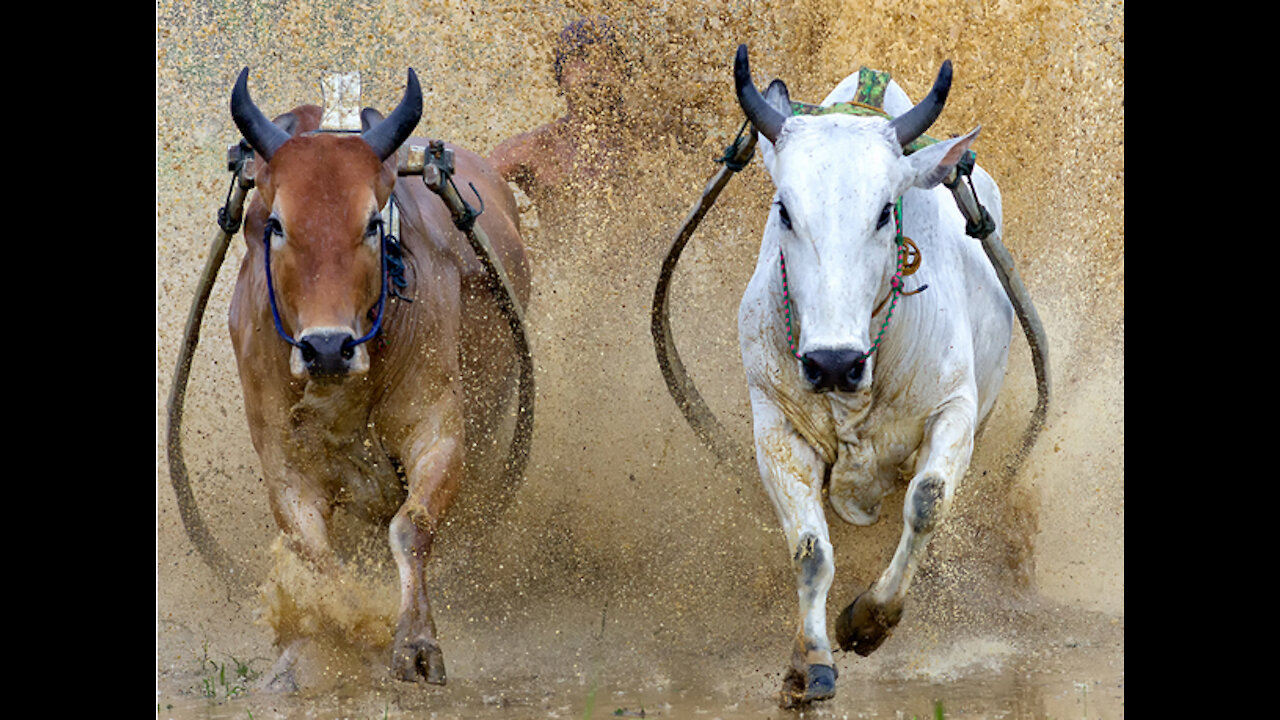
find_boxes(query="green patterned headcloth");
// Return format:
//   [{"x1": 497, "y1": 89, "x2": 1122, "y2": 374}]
[{"x1": 788, "y1": 67, "x2": 953, "y2": 156}]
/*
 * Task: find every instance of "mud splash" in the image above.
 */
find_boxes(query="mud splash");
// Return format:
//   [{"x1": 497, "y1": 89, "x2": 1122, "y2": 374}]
[{"x1": 158, "y1": 0, "x2": 1122, "y2": 716}]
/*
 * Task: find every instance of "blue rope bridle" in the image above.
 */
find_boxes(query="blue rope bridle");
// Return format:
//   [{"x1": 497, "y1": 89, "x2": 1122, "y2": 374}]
[{"x1": 261, "y1": 213, "x2": 392, "y2": 356}]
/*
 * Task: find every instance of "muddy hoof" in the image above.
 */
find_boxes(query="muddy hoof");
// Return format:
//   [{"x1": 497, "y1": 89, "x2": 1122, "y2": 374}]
[
  {"x1": 803, "y1": 664, "x2": 837, "y2": 702},
  {"x1": 260, "y1": 666, "x2": 299, "y2": 694},
  {"x1": 778, "y1": 667, "x2": 806, "y2": 707},
  {"x1": 391, "y1": 638, "x2": 446, "y2": 685},
  {"x1": 258, "y1": 639, "x2": 307, "y2": 693},
  {"x1": 778, "y1": 664, "x2": 837, "y2": 707},
  {"x1": 835, "y1": 592, "x2": 901, "y2": 657}
]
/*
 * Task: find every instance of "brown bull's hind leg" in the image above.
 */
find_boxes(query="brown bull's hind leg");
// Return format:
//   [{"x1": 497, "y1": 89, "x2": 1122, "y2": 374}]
[{"x1": 389, "y1": 429, "x2": 461, "y2": 685}]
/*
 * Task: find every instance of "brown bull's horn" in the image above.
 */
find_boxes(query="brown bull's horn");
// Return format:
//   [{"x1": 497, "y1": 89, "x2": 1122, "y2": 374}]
[
  {"x1": 734, "y1": 44, "x2": 786, "y2": 145},
  {"x1": 230, "y1": 68, "x2": 293, "y2": 162},
  {"x1": 889, "y1": 60, "x2": 953, "y2": 149},
  {"x1": 362, "y1": 68, "x2": 422, "y2": 162}
]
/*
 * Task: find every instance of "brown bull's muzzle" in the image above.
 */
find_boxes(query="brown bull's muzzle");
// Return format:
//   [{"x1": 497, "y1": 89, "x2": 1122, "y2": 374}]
[{"x1": 290, "y1": 326, "x2": 371, "y2": 379}]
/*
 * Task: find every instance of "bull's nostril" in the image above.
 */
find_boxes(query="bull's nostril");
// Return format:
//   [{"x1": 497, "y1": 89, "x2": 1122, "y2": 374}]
[
  {"x1": 801, "y1": 349, "x2": 867, "y2": 392},
  {"x1": 847, "y1": 356, "x2": 866, "y2": 384},
  {"x1": 298, "y1": 332, "x2": 361, "y2": 377},
  {"x1": 802, "y1": 357, "x2": 823, "y2": 387}
]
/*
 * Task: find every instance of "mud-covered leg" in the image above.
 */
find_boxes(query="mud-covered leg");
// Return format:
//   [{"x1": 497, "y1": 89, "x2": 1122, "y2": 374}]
[
  {"x1": 389, "y1": 411, "x2": 462, "y2": 685},
  {"x1": 265, "y1": 462, "x2": 340, "y2": 570},
  {"x1": 836, "y1": 397, "x2": 976, "y2": 655},
  {"x1": 748, "y1": 389, "x2": 838, "y2": 705},
  {"x1": 260, "y1": 463, "x2": 338, "y2": 692}
]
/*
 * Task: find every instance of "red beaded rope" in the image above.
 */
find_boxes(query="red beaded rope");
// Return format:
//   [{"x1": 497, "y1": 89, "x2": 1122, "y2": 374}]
[{"x1": 780, "y1": 198, "x2": 912, "y2": 360}]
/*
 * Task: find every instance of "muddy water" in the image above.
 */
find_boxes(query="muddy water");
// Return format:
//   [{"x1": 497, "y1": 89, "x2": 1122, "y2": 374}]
[{"x1": 157, "y1": 0, "x2": 1122, "y2": 717}]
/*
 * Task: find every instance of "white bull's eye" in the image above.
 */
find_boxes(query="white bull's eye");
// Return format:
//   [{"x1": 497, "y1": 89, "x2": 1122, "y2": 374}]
[
  {"x1": 876, "y1": 204, "x2": 892, "y2": 230},
  {"x1": 777, "y1": 202, "x2": 792, "y2": 230}
]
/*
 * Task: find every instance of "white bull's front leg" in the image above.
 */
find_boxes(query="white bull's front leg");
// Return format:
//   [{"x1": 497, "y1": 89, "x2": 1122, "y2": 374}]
[
  {"x1": 835, "y1": 395, "x2": 977, "y2": 655},
  {"x1": 748, "y1": 386, "x2": 838, "y2": 705}
]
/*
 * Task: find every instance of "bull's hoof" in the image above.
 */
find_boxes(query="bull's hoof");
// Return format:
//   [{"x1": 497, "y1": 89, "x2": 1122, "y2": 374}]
[
  {"x1": 777, "y1": 664, "x2": 837, "y2": 707},
  {"x1": 803, "y1": 664, "x2": 837, "y2": 702},
  {"x1": 835, "y1": 592, "x2": 901, "y2": 657},
  {"x1": 391, "y1": 638, "x2": 447, "y2": 685},
  {"x1": 258, "y1": 638, "x2": 308, "y2": 693},
  {"x1": 779, "y1": 666, "x2": 805, "y2": 706}
]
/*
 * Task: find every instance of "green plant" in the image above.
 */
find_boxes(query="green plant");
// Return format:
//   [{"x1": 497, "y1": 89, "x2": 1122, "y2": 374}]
[
  {"x1": 196, "y1": 643, "x2": 261, "y2": 700},
  {"x1": 914, "y1": 700, "x2": 945, "y2": 720}
]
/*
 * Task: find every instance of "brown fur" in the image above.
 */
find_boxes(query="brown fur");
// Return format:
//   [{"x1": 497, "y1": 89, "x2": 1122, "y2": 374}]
[{"x1": 228, "y1": 105, "x2": 529, "y2": 684}]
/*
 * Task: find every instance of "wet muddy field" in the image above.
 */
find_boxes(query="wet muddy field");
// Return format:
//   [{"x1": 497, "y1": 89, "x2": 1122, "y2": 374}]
[{"x1": 157, "y1": 0, "x2": 1122, "y2": 717}]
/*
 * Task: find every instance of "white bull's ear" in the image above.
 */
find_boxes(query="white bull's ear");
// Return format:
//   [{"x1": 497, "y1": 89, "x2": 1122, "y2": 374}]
[
  {"x1": 763, "y1": 79, "x2": 792, "y2": 117},
  {"x1": 759, "y1": 79, "x2": 793, "y2": 175},
  {"x1": 907, "y1": 126, "x2": 980, "y2": 189}
]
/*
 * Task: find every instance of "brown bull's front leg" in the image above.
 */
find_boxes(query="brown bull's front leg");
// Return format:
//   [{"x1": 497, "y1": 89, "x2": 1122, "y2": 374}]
[
  {"x1": 268, "y1": 476, "x2": 340, "y2": 572},
  {"x1": 259, "y1": 461, "x2": 341, "y2": 692},
  {"x1": 389, "y1": 417, "x2": 462, "y2": 685}
]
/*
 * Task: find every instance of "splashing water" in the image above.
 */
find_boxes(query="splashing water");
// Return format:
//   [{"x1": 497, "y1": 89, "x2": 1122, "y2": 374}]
[{"x1": 158, "y1": 0, "x2": 1122, "y2": 717}]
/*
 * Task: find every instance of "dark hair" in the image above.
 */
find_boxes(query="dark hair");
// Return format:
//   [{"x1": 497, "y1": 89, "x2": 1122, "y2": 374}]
[{"x1": 553, "y1": 17, "x2": 625, "y2": 84}]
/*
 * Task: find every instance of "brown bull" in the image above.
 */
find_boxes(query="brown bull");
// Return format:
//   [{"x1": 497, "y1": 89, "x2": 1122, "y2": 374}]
[{"x1": 228, "y1": 68, "x2": 529, "y2": 685}]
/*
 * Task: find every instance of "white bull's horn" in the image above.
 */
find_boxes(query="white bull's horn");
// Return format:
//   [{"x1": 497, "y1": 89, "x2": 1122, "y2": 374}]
[
  {"x1": 230, "y1": 68, "x2": 293, "y2": 162},
  {"x1": 889, "y1": 60, "x2": 952, "y2": 148},
  {"x1": 734, "y1": 44, "x2": 787, "y2": 144}
]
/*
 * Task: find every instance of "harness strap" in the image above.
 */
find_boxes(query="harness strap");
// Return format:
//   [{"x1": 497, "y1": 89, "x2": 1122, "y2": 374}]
[
  {"x1": 715, "y1": 119, "x2": 754, "y2": 172},
  {"x1": 382, "y1": 195, "x2": 412, "y2": 302}
]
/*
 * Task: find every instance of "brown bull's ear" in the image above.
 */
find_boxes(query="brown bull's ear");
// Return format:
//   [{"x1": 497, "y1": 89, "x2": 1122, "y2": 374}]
[
  {"x1": 271, "y1": 112, "x2": 300, "y2": 137},
  {"x1": 360, "y1": 107, "x2": 384, "y2": 133},
  {"x1": 361, "y1": 69, "x2": 422, "y2": 162}
]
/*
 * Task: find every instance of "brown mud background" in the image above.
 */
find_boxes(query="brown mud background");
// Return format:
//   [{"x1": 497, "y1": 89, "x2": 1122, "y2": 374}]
[{"x1": 157, "y1": 0, "x2": 1122, "y2": 717}]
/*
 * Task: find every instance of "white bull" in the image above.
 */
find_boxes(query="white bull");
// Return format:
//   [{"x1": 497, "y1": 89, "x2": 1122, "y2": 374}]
[{"x1": 733, "y1": 45, "x2": 1013, "y2": 704}]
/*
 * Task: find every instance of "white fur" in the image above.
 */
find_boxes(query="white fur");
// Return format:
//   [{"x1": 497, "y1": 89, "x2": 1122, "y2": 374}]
[{"x1": 737, "y1": 72, "x2": 1013, "y2": 673}]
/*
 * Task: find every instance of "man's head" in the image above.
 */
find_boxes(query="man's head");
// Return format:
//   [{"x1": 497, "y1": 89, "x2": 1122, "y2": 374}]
[{"x1": 553, "y1": 17, "x2": 627, "y2": 114}]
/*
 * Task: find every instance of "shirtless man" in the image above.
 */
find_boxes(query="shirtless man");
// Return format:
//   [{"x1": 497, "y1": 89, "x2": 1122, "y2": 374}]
[{"x1": 489, "y1": 17, "x2": 629, "y2": 198}]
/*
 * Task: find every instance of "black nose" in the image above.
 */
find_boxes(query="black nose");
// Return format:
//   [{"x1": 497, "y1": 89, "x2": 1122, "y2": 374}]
[
  {"x1": 800, "y1": 349, "x2": 867, "y2": 392},
  {"x1": 299, "y1": 331, "x2": 357, "y2": 377}
]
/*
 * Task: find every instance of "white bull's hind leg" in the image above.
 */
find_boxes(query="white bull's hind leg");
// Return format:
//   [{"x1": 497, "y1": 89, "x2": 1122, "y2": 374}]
[
  {"x1": 835, "y1": 396, "x2": 977, "y2": 655},
  {"x1": 748, "y1": 388, "x2": 838, "y2": 705}
]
